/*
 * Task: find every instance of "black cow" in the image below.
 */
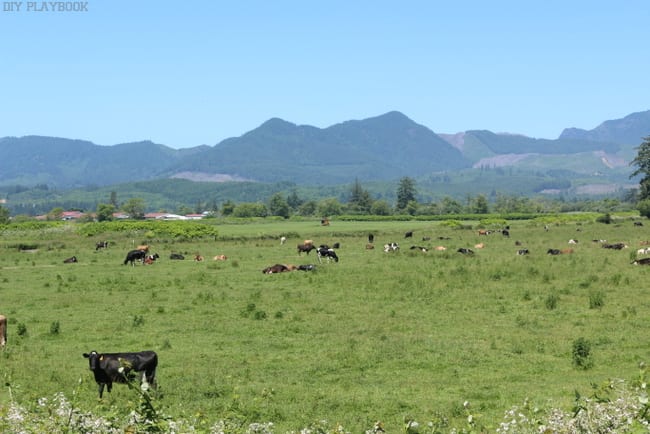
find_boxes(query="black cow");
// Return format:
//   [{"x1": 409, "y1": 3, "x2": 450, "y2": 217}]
[
  {"x1": 298, "y1": 264, "x2": 316, "y2": 271},
  {"x1": 317, "y1": 247, "x2": 339, "y2": 263},
  {"x1": 632, "y1": 257, "x2": 650, "y2": 265},
  {"x1": 635, "y1": 221, "x2": 644, "y2": 227},
  {"x1": 368, "y1": 234, "x2": 374, "y2": 244},
  {"x1": 95, "y1": 241, "x2": 109, "y2": 250},
  {"x1": 123, "y1": 249, "x2": 147, "y2": 266},
  {"x1": 502, "y1": 229, "x2": 510, "y2": 237},
  {"x1": 404, "y1": 231, "x2": 414, "y2": 238},
  {"x1": 410, "y1": 246, "x2": 428, "y2": 252},
  {"x1": 602, "y1": 243, "x2": 627, "y2": 250},
  {"x1": 63, "y1": 256, "x2": 78, "y2": 263},
  {"x1": 457, "y1": 248, "x2": 474, "y2": 255},
  {"x1": 169, "y1": 253, "x2": 185, "y2": 260},
  {"x1": 547, "y1": 249, "x2": 561, "y2": 255},
  {"x1": 82, "y1": 350, "x2": 158, "y2": 398},
  {"x1": 517, "y1": 249, "x2": 530, "y2": 255}
]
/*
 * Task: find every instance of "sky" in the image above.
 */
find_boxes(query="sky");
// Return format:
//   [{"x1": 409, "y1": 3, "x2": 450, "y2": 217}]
[{"x1": 1, "y1": 1, "x2": 649, "y2": 149}]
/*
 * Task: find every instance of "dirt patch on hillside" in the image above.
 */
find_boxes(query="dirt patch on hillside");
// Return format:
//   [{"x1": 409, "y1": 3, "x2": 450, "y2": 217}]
[{"x1": 170, "y1": 172, "x2": 254, "y2": 182}]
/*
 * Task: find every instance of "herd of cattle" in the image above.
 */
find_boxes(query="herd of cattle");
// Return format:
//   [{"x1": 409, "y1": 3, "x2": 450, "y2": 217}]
[{"x1": 6, "y1": 220, "x2": 648, "y2": 399}]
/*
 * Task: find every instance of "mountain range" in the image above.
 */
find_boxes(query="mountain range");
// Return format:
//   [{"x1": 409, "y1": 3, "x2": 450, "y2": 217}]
[{"x1": 1, "y1": 110, "x2": 649, "y2": 192}]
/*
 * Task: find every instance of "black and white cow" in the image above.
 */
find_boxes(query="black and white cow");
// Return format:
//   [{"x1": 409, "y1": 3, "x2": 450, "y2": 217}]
[
  {"x1": 82, "y1": 350, "x2": 158, "y2": 398},
  {"x1": 95, "y1": 241, "x2": 109, "y2": 251},
  {"x1": 63, "y1": 256, "x2": 78, "y2": 263},
  {"x1": 383, "y1": 242, "x2": 399, "y2": 252},
  {"x1": 317, "y1": 246, "x2": 339, "y2": 263},
  {"x1": 123, "y1": 249, "x2": 147, "y2": 266}
]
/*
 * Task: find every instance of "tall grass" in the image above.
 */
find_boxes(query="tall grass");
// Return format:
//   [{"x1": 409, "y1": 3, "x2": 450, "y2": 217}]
[{"x1": 1, "y1": 218, "x2": 650, "y2": 432}]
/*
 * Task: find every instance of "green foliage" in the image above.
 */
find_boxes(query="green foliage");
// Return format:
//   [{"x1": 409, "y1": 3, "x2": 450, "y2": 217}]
[
  {"x1": 630, "y1": 136, "x2": 650, "y2": 200},
  {"x1": 572, "y1": 338, "x2": 593, "y2": 370}
]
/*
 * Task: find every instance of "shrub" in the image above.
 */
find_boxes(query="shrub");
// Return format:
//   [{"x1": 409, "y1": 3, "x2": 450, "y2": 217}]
[{"x1": 572, "y1": 337, "x2": 593, "y2": 369}]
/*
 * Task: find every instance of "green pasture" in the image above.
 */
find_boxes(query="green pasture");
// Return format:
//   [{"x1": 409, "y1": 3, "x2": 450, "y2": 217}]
[{"x1": 2, "y1": 217, "x2": 650, "y2": 432}]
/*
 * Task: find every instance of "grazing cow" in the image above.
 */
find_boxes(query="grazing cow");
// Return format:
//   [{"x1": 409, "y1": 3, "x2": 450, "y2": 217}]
[
  {"x1": 602, "y1": 243, "x2": 628, "y2": 250},
  {"x1": 474, "y1": 243, "x2": 485, "y2": 249},
  {"x1": 560, "y1": 248, "x2": 574, "y2": 254},
  {"x1": 547, "y1": 249, "x2": 562, "y2": 255},
  {"x1": 593, "y1": 239, "x2": 608, "y2": 244},
  {"x1": 124, "y1": 249, "x2": 146, "y2": 266},
  {"x1": 144, "y1": 253, "x2": 160, "y2": 265},
  {"x1": 280, "y1": 236, "x2": 287, "y2": 245},
  {"x1": 0, "y1": 314, "x2": 6, "y2": 348},
  {"x1": 169, "y1": 253, "x2": 185, "y2": 260},
  {"x1": 365, "y1": 243, "x2": 375, "y2": 250},
  {"x1": 263, "y1": 264, "x2": 290, "y2": 274},
  {"x1": 321, "y1": 218, "x2": 330, "y2": 226},
  {"x1": 568, "y1": 239, "x2": 579, "y2": 244},
  {"x1": 517, "y1": 249, "x2": 530, "y2": 255},
  {"x1": 410, "y1": 246, "x2": 428, "y2": 252},
  {"x1": 384, "y1": 242, "x2": 399, "y2": 252},
  {"x1": 632, "y1": 258, "x2": 650, "y2": 265},
  {"x1": 332, "y1": 242, "x2": 340, "y2": 249},
  {"x1": 404, "y1": 231, "x2": 413, "y2": 238},
  {"x1": 82, "y1": 350, "x2": 158, "y2": 398},
  {"x1": 95, "y1": 241, "x2": 109, "y2": 251},
  {"x1": 457, "y1": 248, "x2": 474, "y2": 255},
  {"x1": 634, "y1": 221, "x2": 644, "y2": 227},
  {"x1": 434, "y1": 246, "x2": 447, "y2": 251},
  {"x1": 422, "y1": 236, "x2": 431, "y2": 241},
  {"x1": 136, "y1": 245, "x2": 150, "y2": 253},
  {"x1": 515, "y1": 240, "x2": 522, "y2": 246},
  {"x1": 501, "y1": 229, "x2": 510, "y2": 237},
  {"x1": 478, "y1": 230, "x2": 491, "y2": 236},
  {"x1": 297, "y1": 244, "x2": 316, "y2": 255},
  {"x1": 63, "y1": 256, "x2": 78, "y2": 263},
  {"x1": 368, "y1": 234, "x2": 374, "y2": 244},
  {"x1": 194, "y1": 254, "x2": 204, "y2": 261},
  {"x1": 637, "y1": 248, "x2": 650, "y2": 255},
  {"x1": 213, "y1": 254, "x2": 227, "y2": 261},
  {"x1": 317, "y1": 247, "x2": 339, "y2": 263}
]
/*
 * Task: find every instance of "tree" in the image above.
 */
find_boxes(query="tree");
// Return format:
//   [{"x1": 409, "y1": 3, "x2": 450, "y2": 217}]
[
  {"x1": 287, "y1": 190, "x2": 303, "y2": 210},
  {"x1": 47, "y1": 207, "x2": 64, "y2": 221},
  {"x1": 0, "y1": 205, "x2": 9, "y2": 224},
  {"x1": 317, "y1": 198, "x2": 342, "y2": 217},
  {"x1": 472, "y1": 194, "x2": 490, "y2": 214},
  {"x1": 396, "y1": 177, "x2": 417, "y2": 211},
  {"x1": 221, "y1": 200, "x2": 235, "y2": 216},
  {"x1": 298, "y1": 200, "x2": 318, "y2": 216},
  {"x1": 630, "y1": 136, "x2": 650, "y2": 202},
  {"x1": 109, "y1": 191, "x2": 119, "y2": 208},
  {"x1": 370, "y1": 200, "x2": 392, "y2": 216},
  {"x1": 348, "y1": 178, "x2": 373, "y2": 214},
  {"x1": 269, "y1": 193, "x2": 290, "y2": 218},
  {"x1": 122, "y1": 198, "x2": 146, "y2": 220},
  {"x1": 96, "y1": 203, "x2": 115, "y2": 222}
]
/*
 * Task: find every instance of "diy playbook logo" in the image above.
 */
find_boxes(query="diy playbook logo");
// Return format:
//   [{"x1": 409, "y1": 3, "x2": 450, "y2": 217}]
[{"x1": 3, "y1": 1, "x2": 89, "y2": 12}]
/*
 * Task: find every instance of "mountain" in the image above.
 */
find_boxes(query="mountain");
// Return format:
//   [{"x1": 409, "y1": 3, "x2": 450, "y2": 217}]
[
  {"x1": 558, "y1": 110, "x2": 650, "y2": 145},
  {"x1": 0, "y1": 136, "x2": 207, "y2": 188},
  {"x1": 0, "y1": 110, "x2": 649, "y2": 195},
  {"x1": 169, "y1": 111, "x2": 470, "y2": 184}
]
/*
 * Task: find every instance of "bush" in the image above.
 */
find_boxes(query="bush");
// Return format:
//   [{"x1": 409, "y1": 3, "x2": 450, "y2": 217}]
[{"x1": 572, "y1": 337, "x2": 593, "y2": 369}]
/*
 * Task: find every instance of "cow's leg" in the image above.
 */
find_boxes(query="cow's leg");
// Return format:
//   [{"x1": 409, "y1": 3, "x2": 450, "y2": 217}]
[{"x1": 98, "y1": 383, "x2": 105, "y2": 398}]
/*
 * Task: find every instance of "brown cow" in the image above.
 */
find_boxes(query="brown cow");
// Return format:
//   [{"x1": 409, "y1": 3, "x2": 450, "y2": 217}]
[
  {"x1": 478, "y1": 230, "x2": 491, "y2": 236},
  {"x1": 213, "y1": 255, "x2": 227, "y2": 261},
  {"x1": 136, "y1": 245, "x2": 150, "y2": 253},
  {"x1": 0, "y1": 315, "x2": 6, "y2": 348}
]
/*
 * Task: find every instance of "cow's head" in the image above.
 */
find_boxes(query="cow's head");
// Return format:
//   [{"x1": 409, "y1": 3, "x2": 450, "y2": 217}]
[{"x1": 83, "y1": 351, "x2": 100, "y2": 371}]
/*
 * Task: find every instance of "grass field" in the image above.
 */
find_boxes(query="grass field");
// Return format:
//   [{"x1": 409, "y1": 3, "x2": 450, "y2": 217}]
[{"x1": 1, "y1": 217, "x2": 650, "y2": 432}]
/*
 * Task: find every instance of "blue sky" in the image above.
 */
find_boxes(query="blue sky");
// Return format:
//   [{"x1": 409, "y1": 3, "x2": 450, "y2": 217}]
[{"x1": 2, "y1": 1, "x2": 649, "y2": 148}]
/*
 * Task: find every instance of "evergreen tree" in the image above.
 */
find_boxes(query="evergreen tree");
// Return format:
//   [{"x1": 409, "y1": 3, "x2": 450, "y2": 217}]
[
  {"x1": 348, "y1": 178, "x2": 373, "y2": 214},
  {"x1": 630, "y1": 136, "x2": 650, "y2": 201},
  {"x1": 396, "y1": 177, "x2": 416, "y2": 211},
  {"x1": 269, "y1": 193, "x2": 290, "y2": 218}
]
